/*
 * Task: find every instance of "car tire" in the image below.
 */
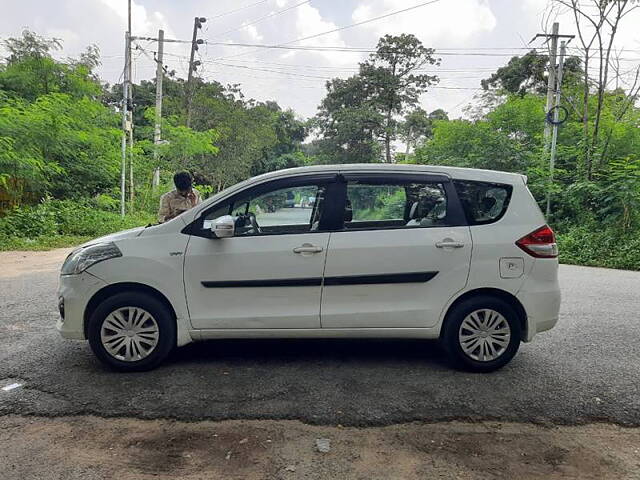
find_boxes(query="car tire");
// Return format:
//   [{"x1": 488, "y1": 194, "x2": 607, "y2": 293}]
[
  {"x1": 87, "y1": 292, "x2": 176, "y2": 372},
  {"x1": 442, "y1": 295, "x2": 522, "y2": 373}
]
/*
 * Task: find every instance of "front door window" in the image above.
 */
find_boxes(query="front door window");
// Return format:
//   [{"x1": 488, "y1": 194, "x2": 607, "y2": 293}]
[{"x1": 231, "y1": 185, "x2": 325, "y2": 236}]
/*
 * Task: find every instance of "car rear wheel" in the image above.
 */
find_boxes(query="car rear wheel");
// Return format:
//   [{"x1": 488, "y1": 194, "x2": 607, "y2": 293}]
[
  {"x1": 442, "y1": 295, "x2": 521, "y2": 372},
  {"x1": 87, "y1": 292, "x2": 175, "y2": 371}
]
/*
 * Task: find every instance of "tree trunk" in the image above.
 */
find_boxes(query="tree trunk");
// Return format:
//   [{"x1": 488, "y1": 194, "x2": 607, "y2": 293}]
[
  {"x1": 582, "y1": 55, "x2": 591, "y2": 180},
  {"x1": 405, "y1": 126, "x2": 412, "y2": 157},
  {"x1": 385, "y1": 134, "x2": 392, "y2": 163}
]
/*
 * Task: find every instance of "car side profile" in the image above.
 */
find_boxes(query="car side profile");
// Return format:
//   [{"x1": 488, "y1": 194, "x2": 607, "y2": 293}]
[{"x1": 57, "y1": 164, "x2": 561, "y2": 372}]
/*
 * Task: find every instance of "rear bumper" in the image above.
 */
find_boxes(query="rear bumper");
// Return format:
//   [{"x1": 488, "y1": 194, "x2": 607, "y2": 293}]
[
  {"x1": 57, "y1": 272, "x2": 108, "y2": 340},
  {"x1": 517, "y1": 259, "x2": 561, "y2": 342}
]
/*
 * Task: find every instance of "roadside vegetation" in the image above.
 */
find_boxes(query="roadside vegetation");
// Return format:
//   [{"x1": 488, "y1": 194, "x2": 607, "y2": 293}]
[{"x1": 1, "y1": 7, "x2": 639, "y2": 269}]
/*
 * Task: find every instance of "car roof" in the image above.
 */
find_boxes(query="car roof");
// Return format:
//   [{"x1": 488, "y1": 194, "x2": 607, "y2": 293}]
[{"x1": 249, "y1": 164, "x2": 526, "y2": 185}]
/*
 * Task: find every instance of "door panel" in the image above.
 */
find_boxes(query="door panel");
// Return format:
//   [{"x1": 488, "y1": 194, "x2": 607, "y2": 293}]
[
  {"x1": 320, "y1": 227, "x2": 471, "y2": 328},
  {"x1": 185, "y1": 233, "x2": 330, "y2": 329},
  {"x1": 320, "y1": 174, "x2": 471, "y2": 329}
]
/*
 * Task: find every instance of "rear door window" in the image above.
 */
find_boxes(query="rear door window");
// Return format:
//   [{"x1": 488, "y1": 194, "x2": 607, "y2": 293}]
[
  {"x1": 345, "y1": 180, "x2": 449, "y2": 230},
  {"x1": 453, "y1": 180, "x2": 512, "y2": 225}
]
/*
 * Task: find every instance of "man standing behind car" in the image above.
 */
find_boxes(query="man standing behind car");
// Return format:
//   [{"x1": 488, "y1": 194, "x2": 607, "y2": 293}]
[{"x1": 158, "y1": 171, "x2": 202, "y2": 223}]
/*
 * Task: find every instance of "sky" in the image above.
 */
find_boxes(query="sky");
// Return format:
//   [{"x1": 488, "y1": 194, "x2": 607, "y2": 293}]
[{"x1": 1, "y1": 0, "x2": 639, "y2": 119}]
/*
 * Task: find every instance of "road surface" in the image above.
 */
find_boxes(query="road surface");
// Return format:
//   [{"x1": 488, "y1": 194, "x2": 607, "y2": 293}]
[{"x1": 1, "y1": 248, "x2": 639, "y2": 426}]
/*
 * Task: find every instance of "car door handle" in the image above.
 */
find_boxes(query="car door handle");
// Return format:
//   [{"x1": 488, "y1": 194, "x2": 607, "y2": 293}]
[
  {"x1": 293, "y1": 244, "x2": 324, "y2": 254},
  {"x1": 436, "y1": 240, "x2": 465, "y2": 249}
]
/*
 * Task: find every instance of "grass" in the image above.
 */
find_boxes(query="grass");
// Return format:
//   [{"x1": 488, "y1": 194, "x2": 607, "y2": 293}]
[
  {"x1": 0, "y1": 234, "x2": 91, "y2": 251},
  {"x1": 0, "y1": 199, "x2": 155, "y2": 252}
]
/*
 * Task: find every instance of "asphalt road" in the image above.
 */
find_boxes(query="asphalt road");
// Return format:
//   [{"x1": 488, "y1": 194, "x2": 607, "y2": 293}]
[{"x1": 1, "y1": 250, "x2": 639, "y2": 426}]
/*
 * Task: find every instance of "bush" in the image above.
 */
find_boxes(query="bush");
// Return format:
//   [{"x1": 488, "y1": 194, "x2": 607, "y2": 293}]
[
  {"x1": 0, "y1": 198, "x2": 154, "y2": 250},
  {"x1": 557, "y1": 223, "x2": 640, "y2": 271}
]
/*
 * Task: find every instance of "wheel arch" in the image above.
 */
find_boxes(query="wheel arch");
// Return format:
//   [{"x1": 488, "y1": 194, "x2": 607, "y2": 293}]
[
  {"x1": 441, "y1": 288, "x2": 528, "y2": 341},
  {"x1": 83, "y1": 282, "x2": 177, "y2": 338}
]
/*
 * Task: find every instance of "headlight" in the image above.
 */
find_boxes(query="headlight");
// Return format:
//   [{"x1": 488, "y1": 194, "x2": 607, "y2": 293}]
[{"x1": 61, "y1": 242, "x2": 122, "y2": 275}]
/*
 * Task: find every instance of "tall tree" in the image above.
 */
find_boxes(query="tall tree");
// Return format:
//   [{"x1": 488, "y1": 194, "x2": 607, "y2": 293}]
[
  {"x1": 361, "y1": 34, "x2": 440, "y2": 162},
  {"x1": 552, "y1": 0, "x2": 640, "y2": 178},
  {"x1": 314, "y1": 75, "x2": 383, "y2": 164},
  {"x1": 315, "y1": 34, "x2": 439, "y2": 163}
]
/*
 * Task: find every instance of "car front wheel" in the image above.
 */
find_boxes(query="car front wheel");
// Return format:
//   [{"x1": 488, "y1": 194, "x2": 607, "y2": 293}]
[
  {"x1": 442, "y1": 295, "x2": 521, "y2": 372},
  {"x1": 87, "y1": 292, "x2": 175, "y2": 371}
]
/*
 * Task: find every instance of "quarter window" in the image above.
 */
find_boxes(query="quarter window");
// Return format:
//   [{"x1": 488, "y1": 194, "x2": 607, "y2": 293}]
[{"x1": 453, "y1": 180, "x2": 513, "y2": 225}]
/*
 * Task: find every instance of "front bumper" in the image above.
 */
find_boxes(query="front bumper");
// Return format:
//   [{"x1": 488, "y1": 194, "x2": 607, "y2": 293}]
[{"x1": 56, "y1": 271, "x2": 108, "y2": 340}]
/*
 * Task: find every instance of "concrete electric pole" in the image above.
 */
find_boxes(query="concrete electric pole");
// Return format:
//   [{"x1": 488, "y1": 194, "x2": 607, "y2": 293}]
[
  {"x1": 186, "y1": 17, "x2": 206, "y2": 127},
  {"x1": 546, "y1": 41, "x2": 567, "y2": 218},
  {"x1": 531, "y1": 25, "x2": 574, "y2": 219},
  {"x1": 152, "y1": 29, "x2": 164, "y2": 189},
  {"x1": 120, "y1": 30, "x2": 130, "y2": 218},
  {"x1": 543, "y1": 23, "x2": 559, "y2": 148},
  {"x1": 127, "y1": 0, "x2": 134, "y2": 208},
  {"x1": 530, "y1": 23, "x2": 574, "y2": 149}
]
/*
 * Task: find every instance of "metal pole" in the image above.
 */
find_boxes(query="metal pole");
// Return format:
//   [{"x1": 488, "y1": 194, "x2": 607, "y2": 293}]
[
  {"x1": 546, "y1": 41, "x2": 566, "y2": 218},
  {"x1": 120, "y1": 31, "x2": 129, "y2": 218},
  {"x1": 120, "y1": 32, "x2": 129, "y2": 217},
  {"x1": 128, "y1": 114, "x2": 134, "y2": 206},
  {"x1": 152, "y1": 29, "x2": 164, "y2": 189},
  {"x1": 544, "y1": 22, "x2": 559, "y2": 149},
  {"x1": 127, "y1": 0, "x2": 134, "y2": 208}
]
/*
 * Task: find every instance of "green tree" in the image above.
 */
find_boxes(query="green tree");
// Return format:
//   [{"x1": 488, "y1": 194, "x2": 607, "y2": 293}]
[
  {"x1": 481, "y1": 50, "x2": 582, "y2": 96},
  {"x1": 315, "y1": 34, "x2": 439, "y2": 163},
  {"x1": 400, "y1": 107, "x2": 448, "y2": 155},
  {"x1": 313, "y1": 74, "x2": 383, "y2": 164},
  {"x1": 0, "y1": 31, "x2": 120, "y2": 204},
  {"x1": 0, "y1": 93, "x2": 121, "y2": 200},
  {"x1": 362, "y1": 34, "x2": 440, "y2": 162},
  {"x1": 1, "y1": 30, "x2": 101, "y2": 101}
]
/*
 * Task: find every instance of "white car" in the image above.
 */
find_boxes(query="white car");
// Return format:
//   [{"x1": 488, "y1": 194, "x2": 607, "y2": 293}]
[{"x1": 57, "y1": 164, "x2": 561, "y2": 372}]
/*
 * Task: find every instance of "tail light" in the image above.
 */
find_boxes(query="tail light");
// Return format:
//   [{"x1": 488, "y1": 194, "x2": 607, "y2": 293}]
[{"x1": 516, "y1": 225, "x2": 558, "y2": 258}]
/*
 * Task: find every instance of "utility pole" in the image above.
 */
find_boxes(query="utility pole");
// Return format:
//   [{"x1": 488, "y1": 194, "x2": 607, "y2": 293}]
[
  {"x1": 544, "y1": 22, "x2": 559, "y2": 148},
  {"x1": 120, "y1": 30, "x2": 130, "y2": 218},
  {"x1": 152, "y1": 29, "x2": 164, "y2": 189},
  {"x1": 546, "y1": 41, "x2": 567, "y2": 218},
  {"x1": 126, "y1": 0, "x2": 136, "y2": 208},
  {"x1": 186, "y1": 16, "x2": 206, "y2": 127},
  {"x1": 530, "y1": 23, "x2": 573, "y2": 149}
]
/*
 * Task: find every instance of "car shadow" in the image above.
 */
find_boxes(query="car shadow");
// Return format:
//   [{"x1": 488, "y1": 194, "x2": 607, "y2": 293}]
[{"x1": 167, "y1": 337, "x2": 450, "y2": 368}]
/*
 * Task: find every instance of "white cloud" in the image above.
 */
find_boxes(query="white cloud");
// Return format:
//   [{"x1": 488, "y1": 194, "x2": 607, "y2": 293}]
[
  {"x1": 243, "y1": 24, "x2": 264, "y2": 42},
  {"x1": 351, "y1": 0, "x2": 497, "y2": 47},
  {"x1": 5, "y1": 0, "x2": 638, "y2": 121},
  {"x1": 291, "y1": 4, "x2": 361, "y2": 65},
  {"x1": 99, "y1": 0, "x2": 175, "y2": 38}
]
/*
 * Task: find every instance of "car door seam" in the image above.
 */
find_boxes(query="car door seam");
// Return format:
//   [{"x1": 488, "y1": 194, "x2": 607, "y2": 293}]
[{"x1": 319, "y1": 232, "x2": 331, "y2": 328}]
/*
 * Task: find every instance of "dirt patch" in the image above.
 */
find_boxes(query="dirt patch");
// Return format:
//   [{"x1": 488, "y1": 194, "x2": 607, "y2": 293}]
[
  {"x1": 0, "y1": 248, "x2": 72, "y2": 279},
  {"x1": 0, "y1": 416, "x2": 638, "y2": 480}
]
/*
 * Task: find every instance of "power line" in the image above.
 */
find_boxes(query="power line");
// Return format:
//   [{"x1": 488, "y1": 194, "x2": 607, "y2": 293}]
[
  {"x1": 209, "y1": 0, "x2": 311, "y2": 41},
  {"x1": 159, "y1": 50, "x2": 495, "y2": 72},
  {"x1": 279, "y1": 0, "x2": 445, "y2": 46},
  {"x1": 126, "y1": 37, "x2": 640, "y2": 61},
  {"x1": 205, "y1": 41, "x2": 554, "y2": 57},
  {"x1": 213, "y1": 61, "x2": 487, "y2": 79},
  {"x1": 205, "y1": 0, "x2": 270, "y2": 21},
  {"x1": 213, "y1": 0, "x2": 445, "y2": 61},
  {"x1": 155, "y1": 48, "x2": 499, "y2": 71},
  {"x1": 210, "y1": 61, "x2": 482, "y2": 89}
]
